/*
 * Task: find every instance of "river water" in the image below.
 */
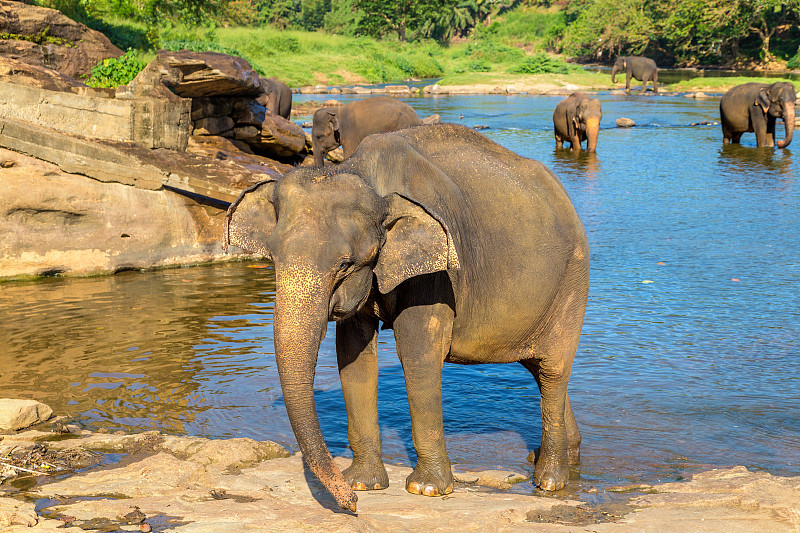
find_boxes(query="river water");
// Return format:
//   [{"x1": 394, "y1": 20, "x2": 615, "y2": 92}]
[{"x1": 1, "y1": 92, "x2": 798, "y2": 497}]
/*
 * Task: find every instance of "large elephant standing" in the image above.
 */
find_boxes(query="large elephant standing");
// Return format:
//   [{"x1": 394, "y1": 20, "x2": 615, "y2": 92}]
[
  {"x1": 719, "y1": 82, "x2": 796, "y2": 148},
  {"x1": 311, "y1": 96, "x2": 420, "y2": 166},
  {"x1": 611, "y1": 56, "x2": 658, "y2": 94},
  {"x1": 225, "y1": 124, "x2": 589, "y2": 511},
  {"x1": 260, "y1": 77, "x2": 292, "y2": 119},
  {"x1": 553, "y1": 92, "x2": 602, "y2": 152}
]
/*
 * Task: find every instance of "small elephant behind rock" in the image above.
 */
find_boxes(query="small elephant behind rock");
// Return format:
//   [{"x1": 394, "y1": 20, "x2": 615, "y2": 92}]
[
  {"x1": 311, "y1": 96, "x2": 421, "y2": 166},
  {"x1": 553, "y1": 93, "x2": 602, "y2": 152},
  {"x1": 258, "y1": 77, "x2": 292, "y2": 119},
  {"x1": 719, "y1": 82, "x2": 795, "y2": 148},
  {"x1": 611, "y1": 56, "x2": 658, "y2": 94}
]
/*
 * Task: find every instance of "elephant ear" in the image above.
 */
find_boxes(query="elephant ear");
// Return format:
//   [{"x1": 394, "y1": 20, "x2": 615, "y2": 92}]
[
  {"x1": 622, "y1": 59, "x2": 627, "y2": 70},
  {"x1": 373, "y1": 193, "x2": 460, "y2": 294},
  {"x1": 756, "y1": 89, "x2": 771, "y2": 113},
  {"x1": 224, "y1": 180, "x2": 278, "y2": 258}
]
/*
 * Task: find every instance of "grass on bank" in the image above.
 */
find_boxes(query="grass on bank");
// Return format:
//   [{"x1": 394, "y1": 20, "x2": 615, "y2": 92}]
[
  {"x1": 664, "y1": 76, "x2": 800, "y2": 93},
  {"x1": 77, "y1": 11, "x2": 800, "y2": 92}
]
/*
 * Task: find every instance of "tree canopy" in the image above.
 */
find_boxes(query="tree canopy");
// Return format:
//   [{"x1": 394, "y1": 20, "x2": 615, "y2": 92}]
[{"x1": 35, "y1": 0, "x2": 800, "y2": 67}]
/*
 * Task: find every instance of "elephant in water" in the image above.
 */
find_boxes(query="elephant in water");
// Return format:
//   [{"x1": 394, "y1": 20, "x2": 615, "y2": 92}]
[
  {"x1": 311, "y1": 96, "x2": 420, "y2": 166},
  {"x1": 611, "y1": 56, "x2": 658, "y2": 94},
  {"x1": 553, "y1": 92, "x2": 602, "y2": 152},
  {"x1": 259, "y1": 77, "x2": 292, "y2": 119},
  {"x1": 719, "y1": 82, "x2": 795, "y2": 148},
  {"x1": 225, "y1": 124, "x2": 589, "y2": 511}
]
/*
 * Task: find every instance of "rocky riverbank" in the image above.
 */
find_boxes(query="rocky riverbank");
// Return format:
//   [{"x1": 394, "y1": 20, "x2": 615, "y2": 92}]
[{"x1": 1, "y1": 399, "x2": 798, "y2": 532}]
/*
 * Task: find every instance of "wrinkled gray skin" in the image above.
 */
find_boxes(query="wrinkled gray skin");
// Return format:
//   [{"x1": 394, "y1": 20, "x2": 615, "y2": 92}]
[
  {"x1": 311, "y1": 96, "x2": 420, "y2": 166},
  {"x1": 720, "y1": 82, "x2": 796, "y2": 148},
  {"x1": 553, "y1": 92, "x2": 602, "y2": 152},
  {"x1": 225, "y1": 124, "x2": 589, "y2": 512},
  {"x1": 260, "y1": 77, "x2": 292, "y2": 119},
  {"x1": 611, "y1": 56, "x2": 658, "y2": 94}
]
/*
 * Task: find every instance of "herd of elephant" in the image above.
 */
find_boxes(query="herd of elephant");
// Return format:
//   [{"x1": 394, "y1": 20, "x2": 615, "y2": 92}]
[
  {"x1": 225, "y1": 58, "x2": 795, "y2": 512},
  {"x1": 560, "y1": 56, "x2": 796, "y2": 151},
  {"x1": 305, "y1": 55, "x2": 795, "y2": 160}
]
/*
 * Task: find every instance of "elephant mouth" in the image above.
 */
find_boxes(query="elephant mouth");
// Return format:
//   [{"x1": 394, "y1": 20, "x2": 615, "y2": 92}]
[{"x1": 328, "y1": 279, "x2": 373, "y2": 321}]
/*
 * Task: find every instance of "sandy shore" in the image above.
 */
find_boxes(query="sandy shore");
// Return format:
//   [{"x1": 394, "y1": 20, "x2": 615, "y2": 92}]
[{"x1": 1, "y1": 424, "x2": 798, "y2": 532}]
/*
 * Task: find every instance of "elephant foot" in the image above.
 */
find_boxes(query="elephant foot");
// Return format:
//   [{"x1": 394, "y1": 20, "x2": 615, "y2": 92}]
[
  {"x1": 405, "y1": 464, "x2": 454, "y2": 497},
  {"x1": 343, "y1": 460, "x2": 389, "y2": 491},
  {"x1": 533, "y1": 455, "x2": 569, "y2": 492}
]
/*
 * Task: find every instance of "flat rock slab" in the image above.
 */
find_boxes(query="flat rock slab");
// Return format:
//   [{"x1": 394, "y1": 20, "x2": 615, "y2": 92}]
[
  {"x1": 130, "y1": 50, "x2": 263, "y2": 99},
  {"x1": 0, "y1": 429, "x2": 798, "y2": 532},
  {"x1": 0, "y1": 398, "x2": 52, "y2": 431}
]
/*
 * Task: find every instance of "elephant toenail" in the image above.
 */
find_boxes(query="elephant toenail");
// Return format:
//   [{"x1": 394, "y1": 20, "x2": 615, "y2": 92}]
[
  {"x1": 407, "y1": 481, "x2": 422, "y2": 494},
  {"x1": 373, "y1": 483, "x2": 383, "y2": 490},
  {"x1": 422, "y1": 485, "x2": 439, "y2": 497},
  {"x1": 352, "y1": 482, "x2": 368, "y2": 491}
]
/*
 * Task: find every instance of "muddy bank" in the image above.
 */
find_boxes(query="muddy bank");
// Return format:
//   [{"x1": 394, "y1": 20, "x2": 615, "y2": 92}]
[{"x1": 1, "y1": 422, "x2": 798, "y2": 532}]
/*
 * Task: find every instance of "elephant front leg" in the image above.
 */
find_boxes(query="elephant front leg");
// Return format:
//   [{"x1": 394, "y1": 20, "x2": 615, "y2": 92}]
[
  {"x1": 625, "y1": 73, "x2": 632, "y2": 94},
  {"x1": 337, "y1": 314, "x2": 389, "y2": 491},
  {"x1": 394, "y1": 296, "x2": 455, "y2": 497},
  {"x1": 766, "y1": 116, "x2": 777, "y2": 147}
]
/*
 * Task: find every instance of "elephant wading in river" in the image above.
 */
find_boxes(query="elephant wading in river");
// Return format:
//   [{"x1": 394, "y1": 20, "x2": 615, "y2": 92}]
[
  {"x1": 311, "y1": 96, "x2": 421, "y2": 166},
  {"x1": 611, "y1": 56, "x2": 658, "y2": 94},
  {"x1": 225, "y1": 123, "x2": 589, "y2": 512},
  {"x1": 720, "y1": 82, "x2": 796, "y2": 148},
  {"x1": 553, "y1": 93, "x2": 602, "y2": 152}
]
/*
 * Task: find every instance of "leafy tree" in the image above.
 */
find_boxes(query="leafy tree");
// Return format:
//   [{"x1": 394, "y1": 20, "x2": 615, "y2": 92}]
[
  {"x1": 736, "y1": 0, "x2": 800, "y2": 61},
  {"x1": 653, "y1": 0, "x2": 747, "y2": 64},
  {"x1": 561, "y1": 0, "x2": 653, "y2": 60},
  {"x1": 323, "y1": 0, "x2": 363, "y2": 35},
  {"x1": 355, "y1": 0, "x2": 445, "y2": 41},
  {"x1": 421, "y1": 0, "x2": 494, "y2": 41}
]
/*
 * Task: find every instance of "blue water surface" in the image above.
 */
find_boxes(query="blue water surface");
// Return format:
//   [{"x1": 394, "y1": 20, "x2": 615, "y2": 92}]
[{"x1": 1, "y1": 92, "x2": 798, "y2": 494}]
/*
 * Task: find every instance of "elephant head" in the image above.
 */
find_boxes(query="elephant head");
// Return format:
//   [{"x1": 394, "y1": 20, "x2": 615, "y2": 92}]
[
  {"x1": 575, "y1": 98, "x2": 602, "y2": 152},
  {"x1": 224, "y1": 170, "x2": 459, "y2": 511},
  {"x1": 611, "y1": 57, "x2": 626, "y2": 84},
  {"x1": 756, "y1": 82, "x2": 796, "y2": 148},
  {"x1": 312, "y1": 107, "x2": 341, "y2": 167}
]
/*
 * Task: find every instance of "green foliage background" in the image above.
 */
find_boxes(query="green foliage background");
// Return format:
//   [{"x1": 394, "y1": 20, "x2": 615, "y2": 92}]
[{"x1": 27, "y1": 0, "x2": 800, "y2": 87}]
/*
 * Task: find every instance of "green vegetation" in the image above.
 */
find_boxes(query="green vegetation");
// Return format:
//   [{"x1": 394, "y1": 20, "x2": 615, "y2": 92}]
[
  {"x1": 29, "y1": 0, "x2": 800, "y2": 89},
  {"x1": 86, "y1": 50, "x2": 148, "y2": 87},
  {"x1": 664, "y1": 76, "x2": 800, "y2": 93}
]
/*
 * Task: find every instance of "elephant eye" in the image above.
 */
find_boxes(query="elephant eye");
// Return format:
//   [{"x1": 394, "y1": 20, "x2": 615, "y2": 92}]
[{"x1": 337, "y1": 258, "x2": 355, "y2": 271}]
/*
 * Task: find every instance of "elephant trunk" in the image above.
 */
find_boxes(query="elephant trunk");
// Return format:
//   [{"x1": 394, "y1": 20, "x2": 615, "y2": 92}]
[
  {"x1": 273, "y1": 263, "x2": 357, "y2": 511},
  {"x1": 777, "y1": 101, "x2": 794, "y2": 148},
  {"x1": 312, "y1": 138, "x2": 326, "y2": 167},
  {"x1": 585, "y1": 118, "x2": 600, "y2": 152},
  {"x1": 611, "y1": 66, "x2": 619, "y2": 84}
]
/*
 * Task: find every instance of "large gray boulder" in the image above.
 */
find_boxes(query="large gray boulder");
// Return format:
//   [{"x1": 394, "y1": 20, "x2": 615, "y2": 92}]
[{"x1": 0, "y1": 0, "x2": 123, "y2": 79}]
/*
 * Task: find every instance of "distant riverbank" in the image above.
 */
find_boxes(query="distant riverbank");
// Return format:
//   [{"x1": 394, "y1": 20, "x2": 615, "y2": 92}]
[{"x1": 291, "y1": 70, "x2": 800, "y2": 98}]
